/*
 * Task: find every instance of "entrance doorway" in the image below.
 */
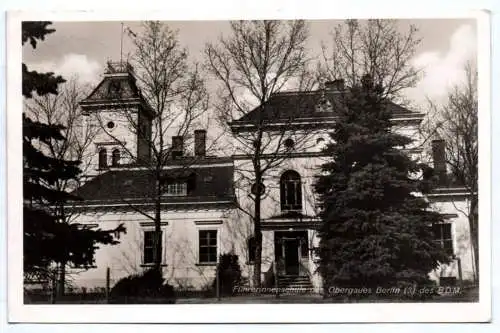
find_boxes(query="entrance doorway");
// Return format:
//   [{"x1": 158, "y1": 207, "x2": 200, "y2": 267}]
[
  {"x1": 284, "y1": 238, "x2": 300, "y2": 275},
  {"x1": 274, "y1": 231, "x2": 308, "y2": 276}
]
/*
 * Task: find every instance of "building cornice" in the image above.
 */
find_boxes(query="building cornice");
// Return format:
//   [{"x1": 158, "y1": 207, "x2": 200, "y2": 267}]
[
  {"x1": 426, "y1": 187, "x2": 475, "y2": 202},
  {"x1": 232, "y1": 148, "x2": 423, "y2": 160},
  {"x1": 103, "y1": 158, "x2": 234, "y2": 171},
  {"x1": 67, "y1": 199, "x2": 237, "y2": 214}
]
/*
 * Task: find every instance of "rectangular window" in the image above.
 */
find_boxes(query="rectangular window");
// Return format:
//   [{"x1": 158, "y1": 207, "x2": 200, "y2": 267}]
[
  {"x1": 165, "y1": 182, "x2": 187, "y2": 196},
  {"x1": 199, "y1": 230, "x2": 217, "y2": 264},
  {"x1": 432, "y1": 223, "x2": 453, "y2": 255},
  {"x1": 143, "y1": 230, "x2": 162, "y2": 264},
  {"x1": 248, "y1": 237, "x2": 256, "y2": 263}
]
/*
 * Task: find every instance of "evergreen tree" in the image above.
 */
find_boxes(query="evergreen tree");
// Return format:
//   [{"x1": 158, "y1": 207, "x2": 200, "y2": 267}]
[
  {"x1": 23, "y1": 22, "x2": 125, "y2": 289},
  {"x1": 314, "y1": 75, "x2": 450, "y2": 296}
]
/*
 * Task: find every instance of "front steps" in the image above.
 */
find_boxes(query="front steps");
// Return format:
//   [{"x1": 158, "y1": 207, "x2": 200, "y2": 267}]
[{"x1": 277, "y1": 275, "x2": 314, "y2": 293}]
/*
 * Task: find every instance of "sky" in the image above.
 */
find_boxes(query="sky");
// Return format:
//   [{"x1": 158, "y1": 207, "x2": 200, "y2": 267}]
[{"x1": 22, "y1": 19, "x2": 477, "y2": 109}]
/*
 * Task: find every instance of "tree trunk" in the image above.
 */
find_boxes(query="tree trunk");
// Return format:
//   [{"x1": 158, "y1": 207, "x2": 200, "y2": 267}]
[
  {"x1": 252, "y1": 121, "x2": 264, "y2": 288},
  {"x1": 154, "y1": 198, "x2": 162, "y2": 273},
  {"x1": 153, "y1": 177, "x2": 163, "y2": 273},
  {"x1": 253, "y1": 194, "x2": 262, "y2": 287}
]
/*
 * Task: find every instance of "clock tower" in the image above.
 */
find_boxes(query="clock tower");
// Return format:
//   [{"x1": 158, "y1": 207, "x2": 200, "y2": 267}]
[{"x1": 80, "y1": 61, "x2": 154, "y2": 178}]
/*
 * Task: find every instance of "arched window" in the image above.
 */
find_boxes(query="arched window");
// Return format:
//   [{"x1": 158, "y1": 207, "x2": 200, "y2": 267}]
[
  {"x1": 111, "y1": 149, "x2": 120, "y2": 167},
  {"x1": 98, "y1": 148, "x2": 107, "y2": 169},
  {"x1": 280, "y1": 170, "x2": 302, "y2": 212}
]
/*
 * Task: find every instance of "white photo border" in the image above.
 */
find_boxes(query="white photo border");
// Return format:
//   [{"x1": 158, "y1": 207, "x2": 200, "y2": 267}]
[{"x1": 6, "y1": 7, "x2": 492, "y2": 323}]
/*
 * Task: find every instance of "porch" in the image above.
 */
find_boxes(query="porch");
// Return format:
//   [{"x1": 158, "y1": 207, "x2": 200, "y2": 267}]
[
  {"x1": 261, "y1": 215, "x2": 321, "y2": 292},
  {"x1": 274, "y1": 230, "x2": 310, "y2": 277}
]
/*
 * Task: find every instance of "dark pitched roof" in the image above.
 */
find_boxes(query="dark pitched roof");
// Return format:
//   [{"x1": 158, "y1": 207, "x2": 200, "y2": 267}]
[
  {"x1": 82, "y1": 74, "x2": 142, "y2": 103},
  {"x1": 79, "y1": 65, "x2": 154, "y2": 116},
  {"x1": 231, "y1": 89, "x2": 419, "y2": 128},
  {"x1": 72, "y1": 163, "x2": 235, "y2": 208}
]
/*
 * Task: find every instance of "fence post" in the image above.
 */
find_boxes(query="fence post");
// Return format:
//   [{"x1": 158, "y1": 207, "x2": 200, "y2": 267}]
[
  {"x1": 457, "y1": 257, "x2": 463, "y2": 287},
  {"x1": 105, "y1": 267, "x2": 110, "y2": 303}
]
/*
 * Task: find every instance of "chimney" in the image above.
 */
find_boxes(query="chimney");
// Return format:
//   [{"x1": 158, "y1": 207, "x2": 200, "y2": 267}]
[
  {"x1": 171, "y1": 136, "x2": 184, "y2": 159},
  {"x1": 325, "y1": 79, "x2": 345, "y2": 91},
  {"x1": 194, "y1": 129, "x2": 207, "y2": 157},
  {"x1": 431, "y1": 138, "x2": 447, "y2": 186}
]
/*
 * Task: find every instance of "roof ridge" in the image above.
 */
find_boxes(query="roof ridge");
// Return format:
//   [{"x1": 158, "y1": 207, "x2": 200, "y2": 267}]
[{"x1": 271, "y1": 89, "x2": 345, "y2": 97}]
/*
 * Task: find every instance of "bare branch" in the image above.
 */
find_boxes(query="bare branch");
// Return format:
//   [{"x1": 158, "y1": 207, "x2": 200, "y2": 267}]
[
  {"x1": 320, "y1": 19, "x2": 422, "y2": 101},
  {"x1": 205, "y1": 20, "x2": 315, "y2": 287}
]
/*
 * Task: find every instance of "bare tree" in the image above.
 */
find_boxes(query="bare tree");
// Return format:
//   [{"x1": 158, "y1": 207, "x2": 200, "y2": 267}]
[
  {"x1": 205, "y1": 20, "x2": 316, "y2": 287},
  {"x1": 93, "y1": 21, "x2": 210, "y2": 273},
  {"x1": 24, "y1": 77, "x2": 98, "y2": 296},
  {"x1": 26, "y1": 77, "x2": 96, "y2": 183},
  {"x1": 320, "y1": 19, "x2": 422, "y2": 101},
  {"x1": 426, "y1": 62, "x2": 478, "y2": 281}
]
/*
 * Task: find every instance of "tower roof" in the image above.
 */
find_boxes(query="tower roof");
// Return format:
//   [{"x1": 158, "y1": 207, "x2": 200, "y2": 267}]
[{"x1": 79, "y1": 61, "x2": 154, "y2": 117}]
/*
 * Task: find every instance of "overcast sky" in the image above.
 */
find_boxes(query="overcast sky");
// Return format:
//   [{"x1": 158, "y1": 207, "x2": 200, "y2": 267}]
[{"x1": 23, "y1": 19, "x2": 477, "y2": 108}]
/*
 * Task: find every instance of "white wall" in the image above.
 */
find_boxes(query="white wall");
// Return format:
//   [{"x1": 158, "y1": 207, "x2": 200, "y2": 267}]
[
  {"x1": 428, "y1": 196, "x2": 476, "y2": 283},
  {"x1": 69, "y1": 207, "x2": 255, "y2": 291},
  {"x1": 84, "y1": 109, "x2": 139, "y2": 176}
]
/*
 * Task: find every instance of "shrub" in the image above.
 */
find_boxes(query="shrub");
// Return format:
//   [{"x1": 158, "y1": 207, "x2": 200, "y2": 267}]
[
  {"x1": 212, "y1": 253, "x2": 242, "y2": 296},
  {"x1": 262, "y1": 268, "x2": 275, "y2": 288},
  {"x1": 110, "y1": 269, "x2": 175, "y2": 303}
]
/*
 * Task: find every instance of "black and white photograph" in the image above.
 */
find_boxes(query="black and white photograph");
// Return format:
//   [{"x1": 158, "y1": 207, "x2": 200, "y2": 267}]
[{"x1": 7, "y1": 8, "x2": 491, "y2": 323}]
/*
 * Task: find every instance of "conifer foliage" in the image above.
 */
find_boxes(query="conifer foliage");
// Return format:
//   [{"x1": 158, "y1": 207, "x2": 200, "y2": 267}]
[
  {"x1": 314, "y1": 75, "x2": 450, "y2": 294},
  {"x1": 22, "y1": 22, "x2": 124, "y2": 280}
]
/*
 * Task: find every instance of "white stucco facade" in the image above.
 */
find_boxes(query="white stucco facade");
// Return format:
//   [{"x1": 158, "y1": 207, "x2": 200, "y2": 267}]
[
  {"x1": 70, "y1": 208, "x2": 246, "y2": 291},
  {"x1": 427, "y1": 190, "x2": 477, "y2": 283}
]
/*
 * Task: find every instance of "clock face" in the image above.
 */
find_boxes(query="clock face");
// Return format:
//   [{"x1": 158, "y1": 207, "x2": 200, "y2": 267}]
[
  {"x1": 107, "y1": 80, "x2": 122, "y2": 98},
  {"x1": 251, "y1": 182, "x2": 266, "y2": 196}
]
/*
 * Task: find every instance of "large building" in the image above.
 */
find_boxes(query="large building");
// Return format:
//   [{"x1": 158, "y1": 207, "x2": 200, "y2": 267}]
[{"x1": 68, "y1": 62, "x2": 476, "y2": 293}]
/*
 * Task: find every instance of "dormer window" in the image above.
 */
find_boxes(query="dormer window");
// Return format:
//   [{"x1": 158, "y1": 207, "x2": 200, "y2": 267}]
[
  {"x1": 165, "y1": 182, "x2": 187, "y2": 196},
  {"x1": 162, "y1": 173, "x2": 196, "y2": 196},
  {"x1": 107, "y1": 80, "x2": 122, "y2": 98},
  {"x1": 315, "y1": 86, "x2": 333, "y2": 113},
  {"x1": 316, "y1": 98, "x2": 332, "y2": 112}
]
